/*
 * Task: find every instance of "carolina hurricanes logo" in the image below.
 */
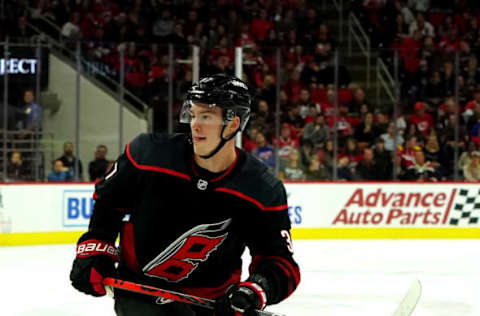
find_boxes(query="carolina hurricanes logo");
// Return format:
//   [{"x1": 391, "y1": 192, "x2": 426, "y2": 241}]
[{"x1": 143, "y1": 219, "x2": 231, "y2": 282}]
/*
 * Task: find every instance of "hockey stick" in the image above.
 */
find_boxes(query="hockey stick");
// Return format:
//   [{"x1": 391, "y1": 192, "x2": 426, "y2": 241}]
[
  {"x1": 103, "y1": 277, "x2": 287, "y2": 316},
  {"x1": 391, "y1": 280, "x2": 422, "y2": 316}
]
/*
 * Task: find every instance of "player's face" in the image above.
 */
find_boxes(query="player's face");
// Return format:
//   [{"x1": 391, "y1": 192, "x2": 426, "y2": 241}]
[{"x1": 189, "y1": 102, "x2": 224, "y2": 156}]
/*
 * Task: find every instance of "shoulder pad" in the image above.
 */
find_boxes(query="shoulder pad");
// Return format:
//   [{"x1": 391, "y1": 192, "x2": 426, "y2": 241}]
[{"x1": 126, "y1": 133, "x2": 191, "y2": 180}]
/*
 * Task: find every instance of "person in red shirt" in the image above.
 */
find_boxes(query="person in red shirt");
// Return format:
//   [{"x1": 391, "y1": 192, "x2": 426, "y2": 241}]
[
  {"x1": 398, "y1": 135, "x2": 419, "y2": 169},
  {"x1": 283, "y1": 70, "x2": 303, "y2": 103},
  {"x1": 273, "y1": 123, "x2": 299, "y2": 160},
  {"x1": 249, "y1": 9, "x2": 273, "y2": 42},
  {"x1": 408, "y1": 101, "x2": 434, "y2": 135}
]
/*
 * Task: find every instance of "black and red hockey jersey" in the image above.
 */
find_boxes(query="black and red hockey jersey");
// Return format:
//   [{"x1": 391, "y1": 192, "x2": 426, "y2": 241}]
[{"x1": 86, "y1": 133, "x2": 300, "y2": 305}]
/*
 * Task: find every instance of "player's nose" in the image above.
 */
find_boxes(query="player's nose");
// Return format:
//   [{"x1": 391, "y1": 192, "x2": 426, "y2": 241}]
[{"x1": 191, "y1": 118, "x2": 201, "y2": 131}]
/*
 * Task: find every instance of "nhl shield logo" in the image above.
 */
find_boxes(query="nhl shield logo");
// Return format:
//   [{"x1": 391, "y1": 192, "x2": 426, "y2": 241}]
[
  {"x1": 156, "y1": 298, "x2": 174, "y2": 305},
  {"x1": 197, "y1": 179, "x2": 208, "y2": 190}
]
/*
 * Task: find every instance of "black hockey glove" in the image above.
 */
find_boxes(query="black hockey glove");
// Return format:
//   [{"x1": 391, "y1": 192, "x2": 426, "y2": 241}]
[
  {"x1": 70, "y1": 238, "x2": 118, "y2": 297},
  {"x1": 214, "y1": 281, "x2": 267, "y2": 316}
]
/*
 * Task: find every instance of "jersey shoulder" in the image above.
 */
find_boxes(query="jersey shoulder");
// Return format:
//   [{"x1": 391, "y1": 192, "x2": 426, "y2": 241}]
[
  {"x1": 223, "y1": 151, "x2": 287, "y2": 211},
  {"x1": 126, "y1": 133, "x2": 190, "y2": 178}
]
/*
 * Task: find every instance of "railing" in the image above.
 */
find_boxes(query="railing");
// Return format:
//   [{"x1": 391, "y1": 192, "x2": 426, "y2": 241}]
[
  {"x1": 332, "y1": 0, "x2": 344, "y2": 42},
  {"x1": 376, "y1": 57, "x2": 397, "y2": 107},
  {"x1": 24, "y1": 22, "x2": 149, "y2": 116},
  {"x1": 348, "y1": 12, "x2": 371, "y2": 87},
  {"x1": 0, "y1": 130, "x2": 54, "y2": 182}
]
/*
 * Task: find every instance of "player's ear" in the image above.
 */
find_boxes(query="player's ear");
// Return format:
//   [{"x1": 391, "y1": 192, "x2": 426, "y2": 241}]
[
  {"x1": 231, "y1": 116, "x2": 240, "y2": 132},
  {"x1": 224, "y1": 117, "x2": 240, "y2": 138}
]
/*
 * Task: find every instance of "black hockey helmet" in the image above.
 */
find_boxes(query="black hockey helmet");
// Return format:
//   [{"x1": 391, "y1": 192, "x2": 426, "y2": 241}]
[{"x1": 180, "y1": 73, "x2": 252, "y2": 132}]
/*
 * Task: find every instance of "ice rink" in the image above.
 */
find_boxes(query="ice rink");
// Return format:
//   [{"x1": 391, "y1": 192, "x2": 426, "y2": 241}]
[{"x1": 1, "y1": 239, "x2": 479, "y2": 316}]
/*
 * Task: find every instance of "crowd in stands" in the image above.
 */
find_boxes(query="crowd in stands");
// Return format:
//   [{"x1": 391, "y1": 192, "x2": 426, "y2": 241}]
[
  {"x1": 9, "y1": 139, "x2": 112, "y2": 183},
  {"x1": 1, "y1": 1, "x2": 480, "y2": 182},
  {"x1": 2, "y1": 87, "x2": 111, "y2": 182}
]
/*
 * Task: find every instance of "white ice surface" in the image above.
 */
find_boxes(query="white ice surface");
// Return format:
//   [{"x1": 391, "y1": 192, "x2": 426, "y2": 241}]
[{"x1": 1, "y1": 240, "x2": 479, "y2": 316}]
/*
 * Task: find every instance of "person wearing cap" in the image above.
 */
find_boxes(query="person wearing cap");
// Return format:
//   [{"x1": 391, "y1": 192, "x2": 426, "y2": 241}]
[{"x1": 408, "y1": 101, "x2": 434, "y2": 136}]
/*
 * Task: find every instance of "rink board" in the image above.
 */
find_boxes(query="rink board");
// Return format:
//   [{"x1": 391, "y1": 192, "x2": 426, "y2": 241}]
[{"x1": 0, "y1": 182, "x2": 479, "y2": 245}]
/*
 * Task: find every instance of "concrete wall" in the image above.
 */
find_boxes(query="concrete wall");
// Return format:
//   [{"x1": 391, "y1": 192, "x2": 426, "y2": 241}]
[{"x1": 43, "y1": 54, "x2": 147, "y2": 179}]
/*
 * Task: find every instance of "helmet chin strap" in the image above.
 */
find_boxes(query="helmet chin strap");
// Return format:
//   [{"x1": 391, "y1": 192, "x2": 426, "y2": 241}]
[{"x1": 199, "y1": 125, "x2": 239, "y2": 159}]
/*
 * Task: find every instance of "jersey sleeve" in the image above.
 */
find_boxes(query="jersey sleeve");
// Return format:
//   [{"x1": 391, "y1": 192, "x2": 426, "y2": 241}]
[
  {"x1": 84, "y1": 144, "x2": 140, "y2": 243},
  {"x1": 244, "y1": 179, "x2": 301, "y2": 305}
]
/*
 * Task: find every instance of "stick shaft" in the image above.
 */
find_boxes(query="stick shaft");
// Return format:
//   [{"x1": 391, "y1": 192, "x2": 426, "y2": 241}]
[{"x1": 103, "y1": 277, "x2": 286, "y2": 316}]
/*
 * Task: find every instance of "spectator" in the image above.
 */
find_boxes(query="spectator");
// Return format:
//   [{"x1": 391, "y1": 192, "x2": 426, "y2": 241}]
[
  {"x1": 408, "y1": 12, "x2": 434, "y2": 37},
  {"x1": 398, "y1": 135, "x2": 418, "y2": 169},
  {"x1": 458, "y1": 141, "x2": 479, "y2": 172},
  {"x1": 375, "y1": 112, "x2": 389, "y2": 135},
  {"x1": 441, "y1": 61, "x2": 456, "y2": 97},
  {"x1": 252, "y1": 132, "x2": 275, "y2": 170},
  {"x1": 282, "y1": 104, "x2": 303, "y2": 130},
  {"x1": 347, "y1": 87, "x2": 371, "y2": 115},
  {"x1": 58, "y1": 141, "x2": 83, "y2": 180},
  {"x1": 321, "y1": 139, "x2": 335, "y2": 171},
  {"x1": 354, "y1": 112, "x2": 381, "y2": 147},
  {"x1": 408, "y1": 0, "x2": 430, "y2": 13},
  {"x1": 7, "y1": 151, "x2": 27, "y2": 181},
  {"x1": 440, "y1": 113, "x2": 466, "y2": 144},
  {"x1": 463, "y1": 150, "x2": 480, "y2": 181},
  {"x1": 152, "y1": 9, "x2": 174, "y2": 40},
  {"x1": 242, "y1": 126, "x2": 259, "y2": 154},
  {"x1": 298, "y1": 140, "x2": 315, "y2": 169},
  {"x1": 18, "y1": 89, "x2": 43, "y2": 132},
  {"x1": 425, "y1": 71, "x2": 445, "y2": 104},
  {"x1": 297, "y1": 88, "x2": 321, "y2": 120},
  {"x1": 88, "y1": 145, "x2": 109, "y2": 181},
  {"x1": 302, "y1": 113, "x2": 330, "y2": 150},
  {"x1": 408, "y1": 101, "x2": 434, "y2": 136},
  {"x1": 276, "y1": 9, "x2": 297, "y2": 35},
  {"x1": 305, "y1": 154, "x2": 329, "y2": 181},
  {"x1": 373, "y1": 137, "x2": 393, "y2": 180},
  {"x1": 273, "y1": 123, "x2": 299, "y2": 161},
  {"x1": 337, "y1": 156, "x2": 354, "y2": 181},
  {"x1": 61, "y1": 11, "x2": 82, "y2": 41},
  {"x1": 283, "y1": 70, "x2": 303, "y2": 103},
  {"x1": 48, "y1": 159, "x2": 74, "y2": 182},
  {"x1": 11, "y1": 16, "x2": 34, "y2": 41},
  {"x1": 256, "y1": 99, "x2": 275, "y2": 126},
  {"x1": 298, "y1": 8, "x2": 320, "y2": 43},
  {"x1": 355, "y1": 148, "x2": 377, "y2": 180},
  {"x1": 404, "y1": 149, "x2": 439, "y2": 181},
  {"x1": 279, "y1": 148, "x2": 305, "y2": 181},
  {"x1": 396, "y1": 1, "x2": 415, "y2": 26},
  {"x1": 249, "y1": 9, "x2": 273, "y2": 42},
  {"x1": 341, "y1": 137, "x2": 363, "y2": 171},
  {"x1": 440, "y1": 136, "x2": 465, "y2": 179},
  {"x1": 424, "y1": 133, "x2": 441, "y2": 167}
]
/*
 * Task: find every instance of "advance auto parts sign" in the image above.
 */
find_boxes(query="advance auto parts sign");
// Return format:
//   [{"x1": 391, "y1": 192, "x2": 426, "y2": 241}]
[
  {"x1": 334, "y1": 186, "x2": 480, "y2": 227},
  {"x1": 285, "y1": 183, "x2": 480, "y2": 228}
]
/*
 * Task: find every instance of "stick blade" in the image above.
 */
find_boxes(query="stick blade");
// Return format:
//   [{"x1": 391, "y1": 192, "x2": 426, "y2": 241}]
[{"x1": 391, "y1": 280, "x2": 422, "y2": 316}]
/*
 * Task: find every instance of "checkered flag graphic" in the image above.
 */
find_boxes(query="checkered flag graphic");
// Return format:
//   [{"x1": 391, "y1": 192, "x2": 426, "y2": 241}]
[{"x1": 449, "y1": 189, "x2": 480, "y2": 225}]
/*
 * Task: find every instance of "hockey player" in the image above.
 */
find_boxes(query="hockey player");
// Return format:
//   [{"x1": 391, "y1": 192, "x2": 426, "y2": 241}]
[{"x1": 70, "y1": 74, "x2": 300, "y2": 316}]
